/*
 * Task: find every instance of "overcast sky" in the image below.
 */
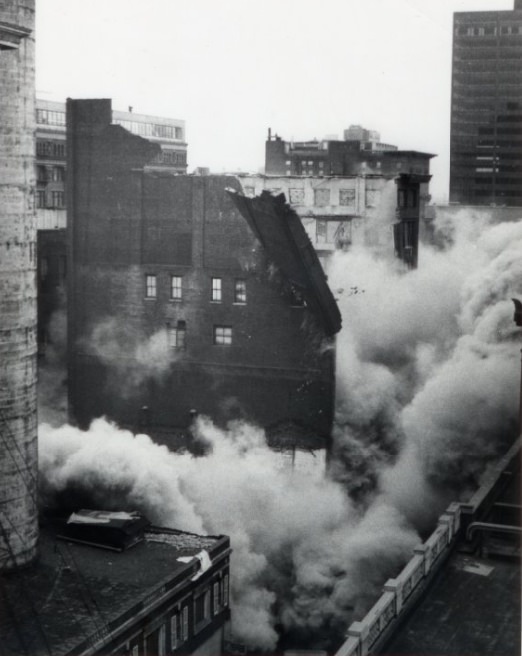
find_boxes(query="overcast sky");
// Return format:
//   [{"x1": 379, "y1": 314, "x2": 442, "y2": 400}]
[{"x1": 36, "y1": 0, "x2": 513, "y2": 202}]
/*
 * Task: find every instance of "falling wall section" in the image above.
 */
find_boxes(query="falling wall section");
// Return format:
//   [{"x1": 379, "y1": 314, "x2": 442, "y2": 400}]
[{"x1": 0, "y1": 0, "x2": 38, "y2": 569}]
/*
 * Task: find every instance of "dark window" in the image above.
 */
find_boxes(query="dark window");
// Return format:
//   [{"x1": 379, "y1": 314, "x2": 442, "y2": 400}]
[
  {"x1": 168, "y1": 321, "x2": 186, "y2": 349},
  {"x1": 40, "y1": 257, "x2": 49, "y2": 280},
  {"x1": 51, "y1": 191, "x2": 64, "y2": 208},
  {"x1": 408, "y1": 189, "x2": 418, "y2": 208},
  {"x1": 36, "y1": 190, "x2": 46, "y2": 208},
  {"x1": 37, "y1": 165, "x2": 47, "y2": 182},
  {"x1": 234, "y1": 279, "x2": 246, "y2": 304},
  {"x1": 52, "y1": 166, "x2": 65, "y2": 182},
  {"x1": 213, "y1": 325, "x2": 232, "y2": 345},
  {"x1": 194, "y1": 590, "x2": 211, "y2": 632}
]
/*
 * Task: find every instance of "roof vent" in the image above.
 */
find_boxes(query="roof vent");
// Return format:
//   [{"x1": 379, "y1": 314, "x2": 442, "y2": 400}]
[{"x1": 57, "y1": 510, "x2": 150, "y2": 552}]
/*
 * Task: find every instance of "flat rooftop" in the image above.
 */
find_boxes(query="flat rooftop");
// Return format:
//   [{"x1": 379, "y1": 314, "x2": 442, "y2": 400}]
[
  {"x1": 381, "y1": 466, "x2": 521, "y2": 656},
  {"x1": 0, "y1": 518, "x2": 227, "y2": 656}
]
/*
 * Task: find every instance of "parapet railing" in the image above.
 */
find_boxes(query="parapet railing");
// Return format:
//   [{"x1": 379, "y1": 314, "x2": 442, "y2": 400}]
[{"x1": 334, "y1": 438, "x2": 521, "y2": 656}]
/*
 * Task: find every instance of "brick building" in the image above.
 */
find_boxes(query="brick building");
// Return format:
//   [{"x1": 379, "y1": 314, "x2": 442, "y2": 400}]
[
  {"x1": 450, "y1": 1, "x2": 522, "y2": 206},
  {"x1": 67, "y1": 99, "x2": 341, "y2": 446}
]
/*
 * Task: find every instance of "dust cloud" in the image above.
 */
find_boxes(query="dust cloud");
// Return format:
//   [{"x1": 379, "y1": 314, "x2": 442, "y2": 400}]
[{"x1": 37, "y1": 209, "x2": 522, "y2": 650}]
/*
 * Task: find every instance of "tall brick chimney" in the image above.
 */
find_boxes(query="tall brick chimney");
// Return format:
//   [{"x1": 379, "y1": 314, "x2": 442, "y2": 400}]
[{"x1": 0, "y1": 0, "x2": 38, "y2": 569}]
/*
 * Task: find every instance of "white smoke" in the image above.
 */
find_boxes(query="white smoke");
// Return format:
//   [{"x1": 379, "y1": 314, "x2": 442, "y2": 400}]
[
  {"x1": 328, "y1": 210, "x2": 521, "y2": 527},
  {"x1": 85, "y1": 318, "x2": 178, "y2": 397},
  {"x1": 39, "y1": 416, "x2": 419, "y2": 650},
  {"x1": 37, "y1": 210, "x2": 522, "y2": 650}
]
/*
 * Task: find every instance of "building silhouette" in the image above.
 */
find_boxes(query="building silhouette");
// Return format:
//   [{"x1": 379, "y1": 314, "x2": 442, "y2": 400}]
[
  {"x1": 66, "y1": 99, "x2": 341, "y2": 447},
  {"x1": 450, "y1": 0, "x2": 522, "y2": 206}
]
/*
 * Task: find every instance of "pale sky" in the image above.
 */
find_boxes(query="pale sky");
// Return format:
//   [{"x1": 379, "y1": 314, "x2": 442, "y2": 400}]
[{"x1": 36, "y1": 0, "x2": 514, "y2": 202}]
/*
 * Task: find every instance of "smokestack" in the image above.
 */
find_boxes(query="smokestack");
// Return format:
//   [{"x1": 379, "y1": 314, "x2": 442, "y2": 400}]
[{"x1": 0, "y1": 0, "x2": 38, "y2": 569}]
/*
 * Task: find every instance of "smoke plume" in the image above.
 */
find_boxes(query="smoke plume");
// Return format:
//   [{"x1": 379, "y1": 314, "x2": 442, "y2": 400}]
[
  {"x1": 85, "y1": 318, "x2": 178, "y2": 397},
  {"x1": 37, "y1": 209, "x2": 522, "y2": 650}
]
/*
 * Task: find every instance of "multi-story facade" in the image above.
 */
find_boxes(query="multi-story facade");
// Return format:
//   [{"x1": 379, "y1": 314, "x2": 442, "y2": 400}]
[
  {"x1": 67, "y1": 99, "x2": 341, "y2": 447},
  {"x1": 240, "y1": 173, "x2": 432, "y2": 270},
  {"x1": 450, "y1": 0, "x2": 522, "y2": 206},
  {"x1": 265, "y1": 128, "x2": 428, "y2": 178},
  {"x1": 262, "y1": 131, "x2": 433, "y2": 269}
]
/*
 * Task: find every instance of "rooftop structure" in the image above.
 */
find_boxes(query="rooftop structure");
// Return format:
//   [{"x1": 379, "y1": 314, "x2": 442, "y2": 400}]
[
  {"x1": 450, "y1": 0, "x2": 522, "y2": 206},
  {"x1": 1, "y1": 511, "x2": 231, "y2": 655},
  {"x1": 265, "y1": 128, "x2": 428, "y2": 178}
]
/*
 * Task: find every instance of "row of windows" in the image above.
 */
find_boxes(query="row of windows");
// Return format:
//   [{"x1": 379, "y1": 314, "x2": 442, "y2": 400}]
[
  {"x1": 244, "y1": 186, "x2": 373, "y2": 208},
  {"x1": 37, "y1": 165, "x2": 65, "y2": 183},
  {"x1": 36, "y1": 190, "x2": 65, "y2": 208},
  {"x1": 114, "y1": 119, "x2": 183, "y2": 141},
  {"x1": 127, "y1": 575, "x2": 229, "y2": 656},
  {"x1": 36, "y1": 140, "x2": 66, "y2": 159},
  {"x1": 145, "y1": 275, "x2": 247, "y2": 304},
  {"x1": 153, "y1": 149, "x2": 187, "y2": 166},
  {"x1": 36, "y1": 108, "x2": 66, "y2": 126},
  {"x1": 456, "y1": 25, "x2": 522, "y2": 37},
  {"x1": 166, "y1": 321, "x2": 233, "y2": 348}
]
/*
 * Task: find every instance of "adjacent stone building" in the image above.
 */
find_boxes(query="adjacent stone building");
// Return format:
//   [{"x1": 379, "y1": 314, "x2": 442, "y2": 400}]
[
  {"x1": 0, "y1": 0, "x2": 38, "y2": 570},
  {"x1": 239, "y1": 173, "x2": 431, "y2": 270},
  {"x1": 67, "y1": 99, "x2": 341, "y2": 447}
]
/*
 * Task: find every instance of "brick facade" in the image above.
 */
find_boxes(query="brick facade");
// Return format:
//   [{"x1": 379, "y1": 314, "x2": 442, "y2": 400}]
[{"x1": 67, "y1": 100, "x2": 337, "y2": 446}]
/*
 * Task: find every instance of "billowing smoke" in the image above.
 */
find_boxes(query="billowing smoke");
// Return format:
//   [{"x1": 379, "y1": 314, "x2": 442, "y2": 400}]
[
  {"x1": 329, "y1": 210, "x2": 521, "y2": 528},
  {"x1": 37, "y1": 209, "x2": 522, "y2": 650},
  {"x1": 39, "y1": 416, "x2": 419, "y2": 650},
  {"x1": 85, "y1": 318, "x2": 178, "y2": 397}
]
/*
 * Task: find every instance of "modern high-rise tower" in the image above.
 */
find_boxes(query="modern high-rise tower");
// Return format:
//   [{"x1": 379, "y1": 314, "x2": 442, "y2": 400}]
[{"x1": 450, "y1": 1, "x2": 522, "y2": 206}]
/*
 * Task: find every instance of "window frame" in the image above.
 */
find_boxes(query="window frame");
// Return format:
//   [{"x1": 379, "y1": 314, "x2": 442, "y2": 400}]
[
  {"x1": 234, "y1": 279, "x2": 247, "y2": 304},
  {"x1": 167, "y1": 321, "x2": 186, "y2": 350},
  {"x1": 213, "y1": 325, "x2": 232, "y2": 346},
  {"x1": 145, "y1": 274, "x2": 157, "y2": 299},
  {"x1": 170, "y1": 275, "x2": 183, "y2": 301},
  {"x1": 211, "y1": 277, "x2": 222, "y2": 302}
]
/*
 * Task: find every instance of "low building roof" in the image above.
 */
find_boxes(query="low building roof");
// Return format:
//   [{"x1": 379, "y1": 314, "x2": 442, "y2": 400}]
[{"x1": 0, "y1": 518, "x2": 229, "y2": 656}]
